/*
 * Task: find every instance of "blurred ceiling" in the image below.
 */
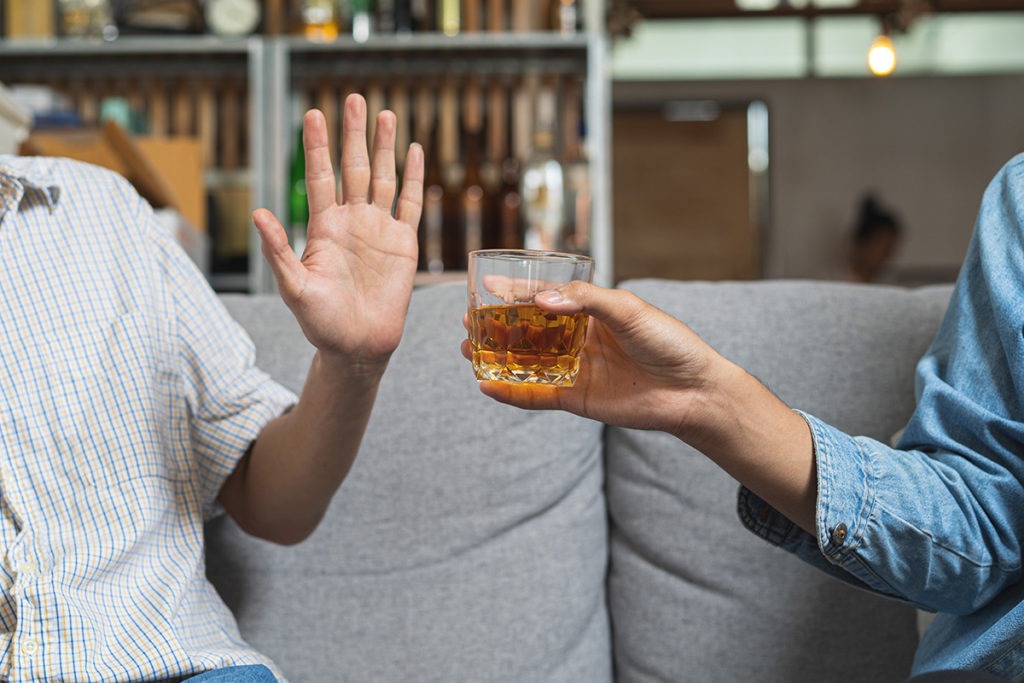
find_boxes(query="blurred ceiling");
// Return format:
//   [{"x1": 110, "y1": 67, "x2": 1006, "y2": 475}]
[{"x1": 624, "y1": 0, "x2": 1024, "y2": 18}]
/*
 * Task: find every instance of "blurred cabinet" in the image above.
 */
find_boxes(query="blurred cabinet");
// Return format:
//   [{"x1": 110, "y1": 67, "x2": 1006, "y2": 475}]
[{"x1": 0, "y1": 0, "x2": 612, "y2": 292}]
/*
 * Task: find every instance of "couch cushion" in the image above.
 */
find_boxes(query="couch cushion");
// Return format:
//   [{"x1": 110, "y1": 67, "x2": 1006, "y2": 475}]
[
  {"x1": 606, "y1": 279, "x2": 953, "y2": 683},
  {"x1": 207, "y1": 283, "x2": 610, "y2": 683}
]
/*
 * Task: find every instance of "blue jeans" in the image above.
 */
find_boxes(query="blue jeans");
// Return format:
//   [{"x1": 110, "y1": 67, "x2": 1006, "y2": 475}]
[{"x1": 179, "y1": 665, "x2": 277, "y2": 682}]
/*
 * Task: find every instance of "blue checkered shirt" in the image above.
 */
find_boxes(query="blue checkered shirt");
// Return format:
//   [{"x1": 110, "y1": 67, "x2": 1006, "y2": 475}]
[{"x1": 0, "y1": 156, "x2": 296, "y2": 682}]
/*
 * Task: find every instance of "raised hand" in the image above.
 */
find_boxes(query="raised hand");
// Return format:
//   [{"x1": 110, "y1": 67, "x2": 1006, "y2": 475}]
[{"x1": 252, "y1": 94, "x2": 424, "y2": 373}]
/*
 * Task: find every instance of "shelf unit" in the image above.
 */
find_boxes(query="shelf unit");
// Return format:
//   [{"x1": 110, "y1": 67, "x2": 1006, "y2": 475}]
[{"x1": 0, "y1": 0, "x2": 612, "y2": 292}]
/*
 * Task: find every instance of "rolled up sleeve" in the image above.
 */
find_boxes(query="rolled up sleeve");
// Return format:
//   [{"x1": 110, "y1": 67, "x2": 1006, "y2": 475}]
[{"x1": 740, "y1": 154, "x2": 1024, "y2": 616}]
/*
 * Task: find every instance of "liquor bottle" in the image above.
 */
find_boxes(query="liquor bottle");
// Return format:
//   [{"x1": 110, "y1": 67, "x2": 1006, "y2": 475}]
[
  {"x1": 417, "y1": 86, "x2": 444, "y2": 273},
  {"x1": 264, "y1": 0, "x2": 286, "y2": 34},
  {"x1": 460, "y1": 79, "x2": 488, "y2": 255},
  {"x1": 438, "y1": 0, "x2": 459, "y2": 36},
  {"x1": 561, "y1": 80, "x2": 590, "y2": 253},
  {"x1": 461, "y1": 129, "x2": 486, "y2": 256},
  {"x1": 510, "y1": 0, "x2": 537, "y2": 31},
  {"x1": 482, "y1": 77, "x2": 509, "y2": 248},
  {"x1": 554, "y1": 0, "x2": 578, "y2": 35},
  {"x1": 421, "y1": 123, "x2": 445, "y2": 274},
  {"x1": 58, "y1": 0, "x2": 116, "y2": 39},
  {"x1": 300, "y1": 0, "x2": 339, "y2": 41},
  {"x1": 394, "y1": 0, "x2": 413, "y2": 33},
  {"x1": 519, "y1": 85, "x2": 564, "y2": 252},
  {"x1": 438, "y1": 77, "x2": 465, "y2": 269},
  {"x1": 499, "y1": 75, "x2": 533, "y2": 249},
  {"x1": 391, "y1": 80, "x2": 411, "y2": 174},
  {"x1": 366, "y1": 80, "x2": 386, "y2": 150},
  {"x1": 410, "y1": 0, "x2": 433, "y2": 31},
  {"x1": 351, "y1": 0, "x2": 372, "y2": 41},
  {"x1": 487, "y1": 0, "x2": 506, "y2": 32},
  {"x1": 377, "y1": 0, "x2": 396, "y2": 33},
  {"x1": 497, "y1": 157, "x2": 523, "y2": 249},
  {"x1": 463, "y1": 0, "x2": 481, "y2": 32},
  {"x1": 288, "y1": 125, "x2": 309, "y2": 257}
]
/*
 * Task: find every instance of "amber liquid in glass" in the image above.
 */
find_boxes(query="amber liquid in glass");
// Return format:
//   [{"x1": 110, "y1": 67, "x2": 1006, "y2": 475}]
[{"x1": 469, "y1": 304, "x2": 589, "y2": 386}]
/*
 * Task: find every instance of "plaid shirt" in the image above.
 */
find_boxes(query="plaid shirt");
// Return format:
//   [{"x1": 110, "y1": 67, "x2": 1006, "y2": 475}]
[{"x1": 0, "y1": 156, "x2": 296, "y2": 682}]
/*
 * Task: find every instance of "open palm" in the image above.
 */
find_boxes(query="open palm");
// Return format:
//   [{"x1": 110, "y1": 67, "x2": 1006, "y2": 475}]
[{"x1": 252, "y1": 95, "x2": 424, "y2": 369}]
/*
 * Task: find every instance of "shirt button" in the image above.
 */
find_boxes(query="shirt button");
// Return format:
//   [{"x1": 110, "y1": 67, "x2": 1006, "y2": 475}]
[
  {"x1": 18, "y1": 562, "x2": 37, "y2": 575},
  {"x1": 830, "y1": 523, "x2": 849, "y2": 546},
  {"x1": 20, "y1": 637, "x2": 38, "y2": 656}
]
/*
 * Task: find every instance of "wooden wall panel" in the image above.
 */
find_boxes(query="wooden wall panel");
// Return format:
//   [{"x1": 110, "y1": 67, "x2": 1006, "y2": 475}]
[{"x1": 612, "y1": 107, "x2": 759, "y2": 282}]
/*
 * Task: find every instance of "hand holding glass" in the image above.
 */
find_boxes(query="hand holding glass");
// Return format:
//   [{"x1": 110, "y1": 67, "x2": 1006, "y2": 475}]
[{"x1": 467, "y1": 249, "x2": 595, "y2": 386}]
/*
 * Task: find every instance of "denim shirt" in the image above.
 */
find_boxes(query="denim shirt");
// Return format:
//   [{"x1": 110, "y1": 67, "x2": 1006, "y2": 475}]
[{"x1": 740, "y1": 153, "x2": 1024, "y2": 680}]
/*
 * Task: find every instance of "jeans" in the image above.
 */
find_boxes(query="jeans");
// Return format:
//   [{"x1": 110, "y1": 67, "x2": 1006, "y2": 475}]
[{"x1": 178, "y1": 665, "x2": 278, "y2": 682}]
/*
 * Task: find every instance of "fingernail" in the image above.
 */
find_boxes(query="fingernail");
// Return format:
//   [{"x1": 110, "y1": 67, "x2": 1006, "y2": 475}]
[{"x1": 539, "y1": 290, "x2": 564, "y2": 303}]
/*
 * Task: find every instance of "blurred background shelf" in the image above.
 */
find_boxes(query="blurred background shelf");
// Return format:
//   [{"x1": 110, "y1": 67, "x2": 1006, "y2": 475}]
[{"x1": 0, "y1": 0, "x2": 612, "y2": 292}]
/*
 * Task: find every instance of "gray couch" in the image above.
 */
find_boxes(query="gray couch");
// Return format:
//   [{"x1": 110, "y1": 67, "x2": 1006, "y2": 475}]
[{"x1": 206, "y1": 278, "x2": 955, "y2": 683}]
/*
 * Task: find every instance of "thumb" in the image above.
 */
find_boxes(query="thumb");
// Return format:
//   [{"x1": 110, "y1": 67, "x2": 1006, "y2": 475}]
[
  {"x1": 252, "y1": 208, "x2": 305, "y2": 298},
  {"x1": 535, "y1": 282, "x2": 648, "y2": 334}
]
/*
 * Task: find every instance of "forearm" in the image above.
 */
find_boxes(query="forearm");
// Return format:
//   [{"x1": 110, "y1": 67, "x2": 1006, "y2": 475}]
[
  {"x1": 677, "y1": 357, "x2": 817, "y2": 534},
  {"x1": 221, "y1": 351, "x2": 385, "y2": 544}
]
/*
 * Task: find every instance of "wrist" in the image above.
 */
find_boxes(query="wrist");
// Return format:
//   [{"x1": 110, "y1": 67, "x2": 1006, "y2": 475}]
[
  {"x1": 313, "y1": 349, "x2": 389, "y2": 388},
  {"x1": 672, "y1": 355, "x2": 749, "y2": 448}
]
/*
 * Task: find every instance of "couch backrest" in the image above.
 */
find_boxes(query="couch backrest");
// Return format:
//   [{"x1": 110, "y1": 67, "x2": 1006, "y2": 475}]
[
  {"x1": 208, "y1": 284, "x2": 610, "y2": 683},
  {"x1": 606, "y1": 279, "x2": 954, "y2": 683}
]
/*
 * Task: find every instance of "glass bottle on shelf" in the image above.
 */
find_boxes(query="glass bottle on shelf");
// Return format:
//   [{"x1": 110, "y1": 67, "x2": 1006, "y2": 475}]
[
  {"x1": 497, "y1": 157, "x2": 523, "y2": 249},
  {"x1": 300, "y1": 0, "x2": 339, "y2": 41},
  {"x1": 460, "y1": 80, "x2": 488, "y2": 255},
  {"x1": 487, "y1": 0, "x2": 507, "y2": 32},
  {"x1": 510, "y1": 0, "x2": 539, "y2": 31},
  {"x1": 58, "y1": 0, "x2": 117, "y2": 40},
  {"x1": 561, "y1": 78, "x2": 590, "y2": 254},
  {"x1": 410, "y1": 0, "x2": 433, "y2": 31},
  {"x1": 394, "y1": 0, "x2": 414, "y2": 33},
  {"x1": 438, "y1": 0, "x2": 460, "y2": 36},
  {"x1": 481, "y1": 77, "x2": 511, "y2": 248},
  {"x1": 463, "y1": 0, "x2": 481, "y2": 32},
  {"x1": 288, "y1": 125, "x2": 309, "y2": 257},
  {"x1": 438, "y1": 78, "x2": 465, "y2": 270},
  {"x1": 520, "y1": 85, "x2": 564, "y2": 252},
  {"x1": 351, "y1": 0, "x2": 372, "y2": 41},
  {"x1": 377, "y1": 0, "x2": 396, "y2": 33},
  {"x1": 554, "y1": 0, "x2": 578, "y2": 35},
  {"x1": 461, "y1": 130, "x2": 486, "y2": 257},
  {"x1": 422, "y1": 126, "x2": 445, "y2": 274}
]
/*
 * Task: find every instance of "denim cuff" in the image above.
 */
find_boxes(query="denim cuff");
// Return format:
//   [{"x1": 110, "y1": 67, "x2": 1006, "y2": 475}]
[{"x1": 737, "y1": 410, "x2": 903, "y2": 599}]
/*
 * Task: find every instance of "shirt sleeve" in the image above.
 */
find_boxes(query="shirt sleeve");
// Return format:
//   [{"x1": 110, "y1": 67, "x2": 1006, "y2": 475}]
[
  {"x1": 739, "y1": 153, "x2": 1024, "y2": 615},
  {"x1": 130, "y1": 191, "x2": 298, "y2": 518}
]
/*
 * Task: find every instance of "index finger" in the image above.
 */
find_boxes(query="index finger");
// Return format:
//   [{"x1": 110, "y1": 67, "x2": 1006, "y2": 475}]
[{"x1": 535, "y1": 282, "x2": 649, "y2": 336}]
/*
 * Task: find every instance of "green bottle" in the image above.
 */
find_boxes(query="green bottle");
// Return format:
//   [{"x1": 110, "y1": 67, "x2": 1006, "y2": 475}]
[
  {"x1": 288, "y1": 125, "x2": 309, "y2": 257},
  {"x1": 351, "y1": 0, "x2": 372, "y2": 41}
]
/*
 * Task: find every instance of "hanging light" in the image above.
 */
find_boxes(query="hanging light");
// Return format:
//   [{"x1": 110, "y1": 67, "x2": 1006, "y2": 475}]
[
  {"x1": 867, "y1": 32, "x2": 897, "y2": 76},
  {"x1": 866, "y1": 1, "x2": 933, "y2": 77}
]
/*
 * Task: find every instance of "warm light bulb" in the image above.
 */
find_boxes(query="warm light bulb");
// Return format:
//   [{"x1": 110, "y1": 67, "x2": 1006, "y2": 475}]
[{"x1": 868, "y1": 35, "x2": 897, "y2": 76}]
